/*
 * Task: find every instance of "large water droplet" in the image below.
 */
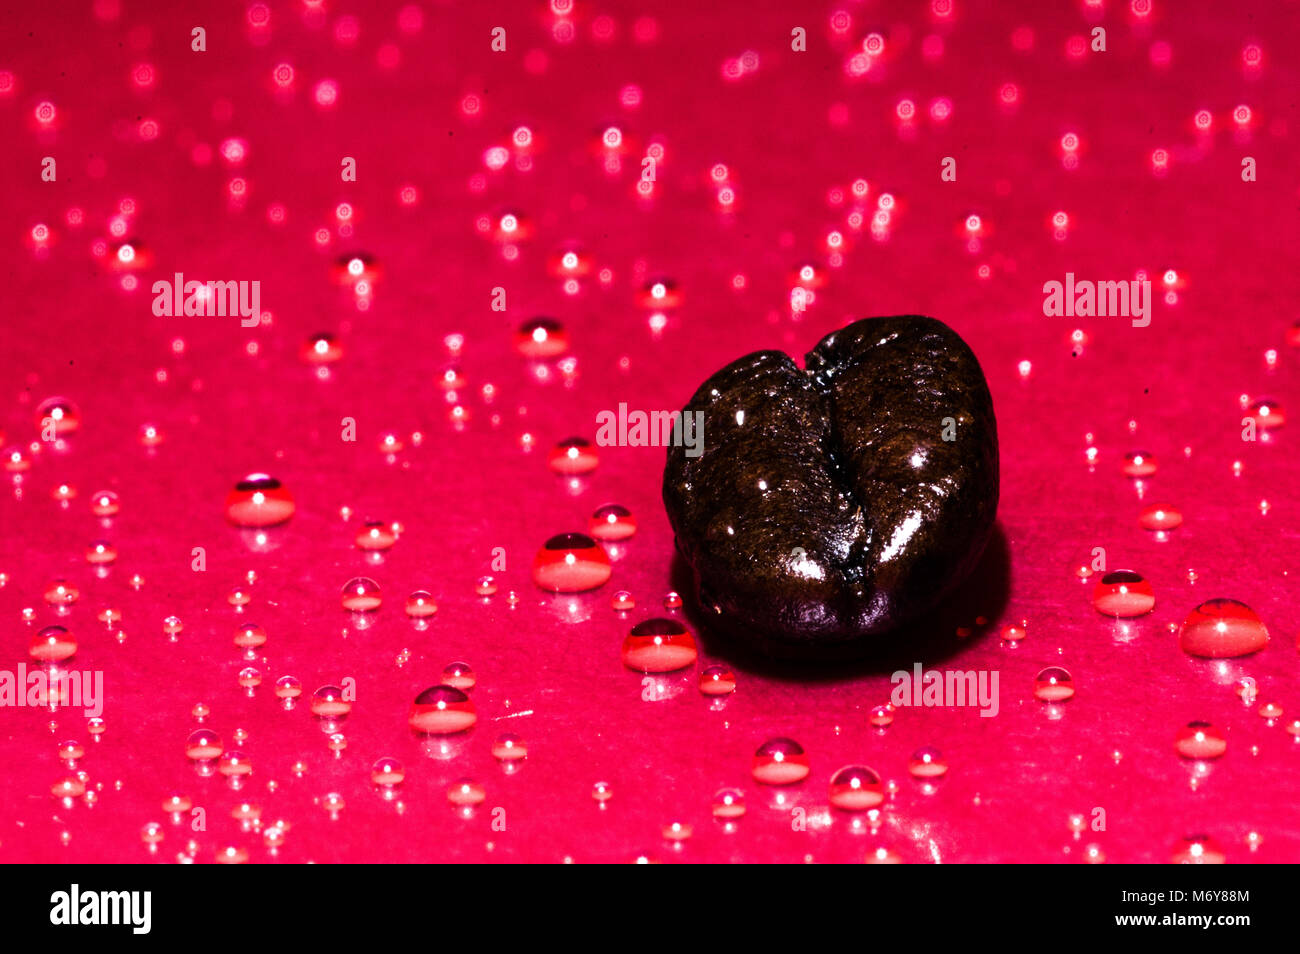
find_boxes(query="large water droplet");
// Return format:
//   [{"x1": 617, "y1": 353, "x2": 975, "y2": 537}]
[
  {"x1": 532, "y1": 533, "x2": 612, "y2": 592},
  {"x1": 621, "y1": 618, "x2": 698, "y2": 672},
  {"x1": 1179, "y1": 599, "x2": 1268, "y2": 657}
]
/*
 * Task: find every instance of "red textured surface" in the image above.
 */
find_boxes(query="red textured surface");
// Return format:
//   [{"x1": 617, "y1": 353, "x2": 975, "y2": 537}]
[{"x1": 2, "y1": 0, "x2": 1299, "y2": 864}]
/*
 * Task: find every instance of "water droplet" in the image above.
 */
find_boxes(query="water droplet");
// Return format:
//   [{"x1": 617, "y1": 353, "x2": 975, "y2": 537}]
[
  {"x1": 698, "y1": 665, "x2": 736, "y2": 696},
  {"x1": 225, "y1": 474, "x2": 294, "y2": 527},
  {"x1": 227, "y1": 585, "x2": 251, "y2": 608},
  {"x1": 548, "y1": 437, "x2": 598, "y2": 475},
  {"x1": 1258, "y1": 701, "x2": 1284, "y2": 721},
  {"x1": 355, "y1": 520, "x2": 399, "y2": 550},
  {"x1": 515, "y1": 317, "x2": 568, "y2": 358},
  {"x1": 475, "y1": 576, "x2": 498, "y2": 597},
  {"x1": 184, "y1": 729, "x2": 223, "y2": 762},
  {"x1": 867, "y1": 704, "x2": 895, "y2": 728},
  {"x1": 44, "y1": 579, "x2": 79, "y2": 607},
  {"x1": 532, "y1": 532, "x2": 612, "y2": 592},
  {"x1": 662, "y1": 591, "x2": 683, "y2": 610},
  {"x1": 90, "y1": 490, "x2": 120, "y2": 517},
  {"x1": 999, "y1": 621, "x2": 1026, "y2": 644},
  {"x1": 310, "y1": 685, "x2": 352, "y2": 721},
  {"x1": 622, "y1": 618, "x2": 698, "y2": 671},
  {"x1": 588, "y1": 503, "x2": 637, "y2": 541},
  {"x1": 301, "y1": 332, "x2": 343, "y2": 365},
  {"x1": 371, "y1": 757, "x2": 405, "y2": 787},
  {"x1": 1175, "y1": 721, "x2": 1226, "y2": 759},
  {"x1": 1138, "y1": 503, "x2": 1182, "y2": 531},
  {"x1": 84, "y1": 540, "x2": 116, "y2": 565},
  {"x1": 408, "y1": 685, "x2": 476, "y2": 734},
  {"x1": 591, "y1": 781, "x2": 614, "y2": 802},
  {"x1": 491, "y1": 732, "x2": 528, "y2": 763},
  {"x1": 712, "y1": 787, "x2": 746, "y2": 820},
  {"x1": 30, "y1": 625, "x2": 75, "y2": 662},
  {"x1": 321, "y1": 792, "x2": 346, "y2": 819},
  {"x1": 36, "y1": 397, "x2": 81, "y2": 435},
  {"x1": 1033, "y1": 667, "x2": 1075, "y2": 702},
  {"x1": 233, "y1": 622, "x2": 267, "y2": 655},
  {"x1": 752, "y1": 737, "x2": 810, "y2": 785},
  {"x1": 1179, "y1": 599, "x2": 1269, "y2": 657},
  {"x1": 218, "y1": 751, "x2": 252, "y2": 785},
  {"x1": 1245, "y1": 399, "x2": 1285, "y2": 430},
  {"x1": 274, "y1": 675, "x2": 302, "y2": 707},
  {"x1": 1171, "y1": 833, "x2": 1225, "y2": 864},
  {"x1": 1091, "y1": 569, "x2": 1155, "y2": 617},
  {"x1": 447, "y1": 777, "x2": 486, "y2": 806},
  {"x1": 340, "y1": 576, "x2": 382, "y2": 612},
  {"x1": 405, "y1": 590, "x2": 437, "y2": 617},
  {"x1": 828, "y1": 765, "x2": 885, "y2": 810},
  {"x1": 611, "y1": 590, "x2": 635, "y2": 611},
  {"x1": 1121, "y1": 451, "x2": 1158, "y2": 477},
  {"x1": 908, "y1": 746, "x2": 948, "y2": 778},
  {"x1": 442, "y1": 661, "x2": 476, "y2": 690}
]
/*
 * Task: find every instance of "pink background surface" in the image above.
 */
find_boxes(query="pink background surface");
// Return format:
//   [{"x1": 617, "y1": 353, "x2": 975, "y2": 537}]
[{"x1": 2, "y1": 0, "x2": 1298, "y2": 863}]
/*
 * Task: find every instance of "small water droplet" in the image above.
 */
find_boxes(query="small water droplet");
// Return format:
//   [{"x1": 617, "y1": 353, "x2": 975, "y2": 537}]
[
  {"x1": 225, "y1": 474, "x2": 294, "y2": 527},
  {"x1": 408, "y1": 685, "x2": 476, "y2": 734},
  {"x1": 491, "y1": 732, "x2": 528, "y2": 763},
  {"x1": 1091, "y1": 569, "x2": 1155, "y2": 617},
  {"x1": 310, "y1": 685, "x2": 352, "y2": 722},
  {"x1": 698, "y1": 665, "x2": 736, "y2": 696},
  {"x1": 829, "y1": 765, "x2": 884, "y2": 811},
  {"x1": 869, "y1": 704, "x2": 895, "y2": 727},
  {"x1": 184, "y1": 729, "x2": 223, "y2": 762},
  {"x1": 442, "y1": 661, "x2": 476, "y2": 690},
  {"x1": 1121, "y1": 451, "x2": 1158, "y2": 477},
  {"x1": 588, "y1": 503, "x2": 636, "y2": 541},
  {"x1": 1138, "y1": 503, "x2": 1182, "y2": 531},
  {"x1": 548, "y1": 437, "x2": 598, "y2": 475},
  {"x1": 908, "y1": 746, "x2": 948, "y2": 778},
  {"x1": 36, "y1": 397, "x2": 81, "y2": 435},
  {"x1": 1245, "y1": 399, "x2": 1285, "y2": 430},
  {"x1": 1033, "y1": 667, "x2": 1075, "y2": 702},
  {"x1": 1171, "y1": 833, "x2": 1225, "y2": 864},
  {"x1": 355, "y1": 520, "x2": 398, "y2": 550},
  {"x1": 1175, "y1": 720, "x2": 1226, "y2": 759},
  {"x1": 90, "y1": 490, "x2": 120, "y2": 517},
  {"x1": 340, "y1": 576, "x2": 382, "y2": 612},
  {"x1": 405, "y1": 590, "x2": 437, "y2": 617},
  {"x1": 515, "y1": 317, "x2": 568, "y2": 358},
  {"x1": 447, "y1": 777, "x2": 486, "y2": 806},
  {"x1": 752, "y1": 737, "x2": 810, "y2": 785}
]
